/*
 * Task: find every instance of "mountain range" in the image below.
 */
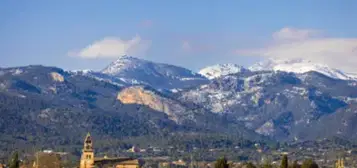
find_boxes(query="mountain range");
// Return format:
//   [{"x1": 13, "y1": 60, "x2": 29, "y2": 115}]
[
  {"x1": 249, "y1": 58, "x2": 357, "y2": 80},
  {"x1": 1, "y1": 55, "x2": 357, "y2": 152}
]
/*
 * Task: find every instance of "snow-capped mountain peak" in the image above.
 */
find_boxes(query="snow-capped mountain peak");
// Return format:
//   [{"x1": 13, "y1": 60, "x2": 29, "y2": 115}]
[
  {"x1": 249, "y1": 58, "x2": 357, "y2": 80},
  {"x1": 199, "y1": 63, "x2": 247, "y2": 79},
  {"x1": 70, "y1": 69, "x2": 94, "y2": 75},
  {"x1": 99, "y1": 55, "x2": 209, "y2": 90},
  {"x1": 101, "y1": 55, "x2": 142, "y2": 75}
]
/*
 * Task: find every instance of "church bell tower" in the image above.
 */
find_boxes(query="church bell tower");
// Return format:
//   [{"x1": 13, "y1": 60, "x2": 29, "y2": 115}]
[
  {"x1": 80, "y1": 133, "x2": 94, "y2": 168},
  {"x1": 335, "y1": 158, "x2": 344, "y2": 168}
]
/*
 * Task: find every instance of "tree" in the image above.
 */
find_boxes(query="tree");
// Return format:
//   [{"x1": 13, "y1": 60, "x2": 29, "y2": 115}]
[
  {"x1": 290, "y1": 161, "x2": 301, "y2": 168},
  {"x1": 301, "y1": 159, "x2": 318, "y2": 168},
  {"x1": 281, "y1": 155, "x2": 288, "y2": 168},
  {"x1": 261, "y1": 156, "x2": 273, "y2": 168},
  {"x1": 262, "y1": 162, "x2": 273, "y2": 168},
  {"x1": 215, "y1": 157, "x2": 229, "y2": 168},
  {"x1": 9, "y1": 151, "x2": 20, "y2": 168},
  {"x1": 245, "y1": 162, "x2": 257, "y2": 168},
  {"x1": 310, "y1": 162, "x2": 318, "y2": 168}
]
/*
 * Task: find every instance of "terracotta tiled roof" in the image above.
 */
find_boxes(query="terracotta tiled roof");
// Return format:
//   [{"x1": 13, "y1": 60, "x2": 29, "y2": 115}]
[
  {"x1": 94, "y1": 157, "x2": 133, "y2": 162},
  {"x1": 31, "y1": 152, "x2": 62, "y2": 168},
  {"x1": 118, "y1": 159, "x2": 140, "y2": 165},
  {"x1": 94, "y1": 157, "x2": 142, "y2": 166}
]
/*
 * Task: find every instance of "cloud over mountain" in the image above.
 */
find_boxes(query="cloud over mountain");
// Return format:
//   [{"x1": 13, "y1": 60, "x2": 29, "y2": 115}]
[
  {"x1": 237, "y1": 27, "x2": 357, "y2": 73},
  {"x1": 68, "y1": 35, "x2": 151, "y2": 59},
  {"x1": 272, "y1": 27, "x2": 320, "y2": 41}
]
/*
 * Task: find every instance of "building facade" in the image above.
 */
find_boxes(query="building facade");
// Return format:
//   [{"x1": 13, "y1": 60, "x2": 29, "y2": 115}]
[
  {"x1": 335, "y1": 158, "x2": 344, "y2": 168},
  {"x1": 80, "y1": 133, "x2": 94, "y2": 168},
  {"x1": 79, "y1": 133, "x2": 142, "y2": 168}
]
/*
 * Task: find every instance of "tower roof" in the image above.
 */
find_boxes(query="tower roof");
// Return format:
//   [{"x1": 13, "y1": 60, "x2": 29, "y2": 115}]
[
  {"x1": 83, "y1": 132, "x2": 94, "y2": 152},
  {"x1": 84, "y1": 132, "x2": 92, "y2": 144}
]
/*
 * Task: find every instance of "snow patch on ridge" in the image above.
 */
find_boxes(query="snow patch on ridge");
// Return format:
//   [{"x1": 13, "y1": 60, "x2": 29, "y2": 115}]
[
  {"x1": 249, "y1": 58, "x2": 357, "y2": 80},
  {"x1": 199, "y1": 64, "x2": 246, "y2": 79}
]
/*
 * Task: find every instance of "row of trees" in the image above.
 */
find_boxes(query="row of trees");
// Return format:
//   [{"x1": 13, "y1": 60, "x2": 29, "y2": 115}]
[
  {"x1": 8, "y1": 152, "x2": 20, "y2": 168},
  {"x1": 215, "y1": 155, "x2": 319, "y2": 168},
  {"x1": 3, "y1": 151, "x2": 328, "y2": 168}
]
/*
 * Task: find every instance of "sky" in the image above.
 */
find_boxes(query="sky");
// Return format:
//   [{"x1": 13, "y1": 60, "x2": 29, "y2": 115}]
[{"x1": 1, "y1": 0, "x2": 357, "y2": 72}]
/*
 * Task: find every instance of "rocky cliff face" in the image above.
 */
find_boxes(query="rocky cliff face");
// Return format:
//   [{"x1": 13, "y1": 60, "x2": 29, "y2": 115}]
[
  {"x1": 50, "y1": 72, "x2": 65, "y2": 82},
  {"x1": 117, "y1": 86, "x2": 186, "y2": 122}
]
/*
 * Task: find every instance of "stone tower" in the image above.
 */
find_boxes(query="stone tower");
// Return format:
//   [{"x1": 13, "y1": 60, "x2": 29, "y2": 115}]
[
  {"x1": 80, "y1": 133, "x2": 94, "y2": 168},
  {"x1": 335, "y1": 158, "x2": 344, "y2": 168}
]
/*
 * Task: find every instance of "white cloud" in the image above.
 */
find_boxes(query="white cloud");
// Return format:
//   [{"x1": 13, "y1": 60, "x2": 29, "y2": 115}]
[
  {"x1": 236, "y1": 27, "x2": 357, "y2": 72},
  {"x1": 272, "y1": 27, "x2": 320, "y2": 41},
  {"x1": 69, "y1": 35, "x2": 151, "y2": 58}
]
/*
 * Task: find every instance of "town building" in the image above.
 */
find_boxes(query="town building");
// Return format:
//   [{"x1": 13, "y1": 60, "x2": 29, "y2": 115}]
[
  {"x1": 23, "y1": 152, "x2": 62, "y2": 168},
  {"x1": 80, "y1": 133, "x2": 143, "y2": 168},
  {"x1": 335, "y1": 158, "x2": 344, "y2": 168}
]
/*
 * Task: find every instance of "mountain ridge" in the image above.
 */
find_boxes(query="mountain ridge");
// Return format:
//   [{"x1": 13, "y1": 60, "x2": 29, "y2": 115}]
[
  {"x1": 1, "y1": 56, "x2": 357, "y2": 151},
  {"x1": 0, "y1": 64, "x2": 264, "y2": 155},
  {"x1": 177, "y1": 70, "x2": 357, "y2": 141},
  {"x1": 249, "y1": 58, "x2": 357, "y2": 81},
  {"x1": 98, "y1": 55, "x2": 209, "y2": 90},
  {"x1": 198, "y1": 58, "x2": 357, "y2": 81},
  {"x1": 198, "y1": 63, "x2": 247, "y2": 79}
]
